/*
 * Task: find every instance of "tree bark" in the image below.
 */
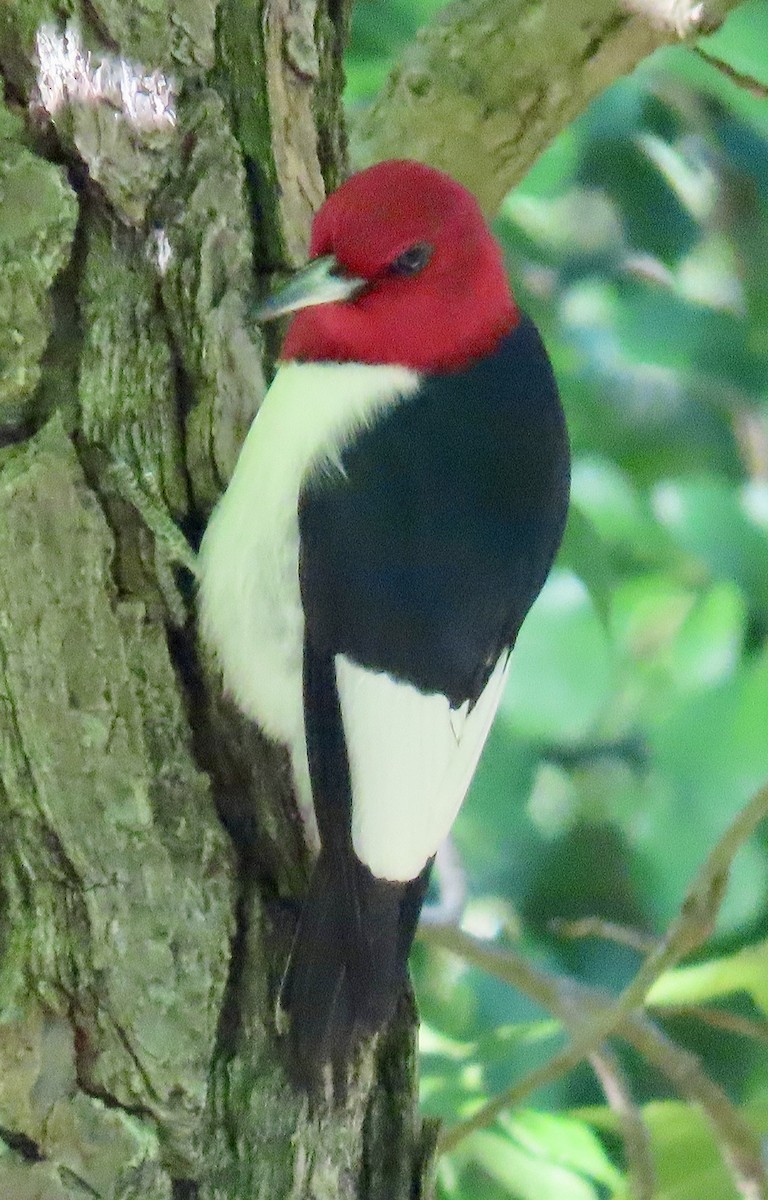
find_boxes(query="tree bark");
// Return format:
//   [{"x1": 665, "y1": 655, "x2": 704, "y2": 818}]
[{"x1": 0, "y1": 0, "x2": 746, "y2": 1197}]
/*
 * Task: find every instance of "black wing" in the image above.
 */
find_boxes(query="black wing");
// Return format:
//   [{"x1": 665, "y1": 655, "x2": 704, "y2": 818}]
[{"x1": 298, "y1": 315, "x2": 570, "y2": 707}]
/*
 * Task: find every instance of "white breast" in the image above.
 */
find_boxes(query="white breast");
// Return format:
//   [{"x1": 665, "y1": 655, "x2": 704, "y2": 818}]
[{"x1": 197, "y1": 360, "x2": 419, "y2": 817}]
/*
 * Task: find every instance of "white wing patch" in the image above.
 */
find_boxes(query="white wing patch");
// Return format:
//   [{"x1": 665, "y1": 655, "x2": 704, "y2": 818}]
[{"x1": 337, "y1": 653, "x2": 510, "y2": 882}]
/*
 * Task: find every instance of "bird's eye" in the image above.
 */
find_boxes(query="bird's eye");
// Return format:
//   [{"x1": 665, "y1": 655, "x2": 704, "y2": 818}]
[{"x1": 389, "y1": 242, "x2": 434, "y2": 277}]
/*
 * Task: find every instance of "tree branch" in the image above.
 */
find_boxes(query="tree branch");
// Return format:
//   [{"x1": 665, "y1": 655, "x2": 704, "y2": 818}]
[
  {"x1": 694, "y1": 45, "x2": 768, "y2": 98},
  {"x1": 550, "y1": 916, "x2": 658, "y2": 954},
  {"x1": 650, "y1": 1004, "x2": 768, "y2": 1045},
  {"x1": 351, "y1": 0, "x2": 745, "y2": 214}
]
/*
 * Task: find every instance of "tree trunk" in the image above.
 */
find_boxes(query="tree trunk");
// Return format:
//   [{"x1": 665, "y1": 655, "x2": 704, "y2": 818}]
[{"x1": 0, "y1": 1, "x2": 744, "y2": 1197}]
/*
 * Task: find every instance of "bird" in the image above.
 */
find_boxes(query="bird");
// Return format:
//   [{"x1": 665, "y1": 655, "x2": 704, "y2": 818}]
[{"x1": 197, "y1": 158, "x2": 570, "y2": 1093}]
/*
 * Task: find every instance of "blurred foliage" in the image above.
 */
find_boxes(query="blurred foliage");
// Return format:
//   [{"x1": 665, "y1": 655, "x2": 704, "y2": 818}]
[{"x1": 346, "y1": 3, "x2": 768, "y2": 1198}]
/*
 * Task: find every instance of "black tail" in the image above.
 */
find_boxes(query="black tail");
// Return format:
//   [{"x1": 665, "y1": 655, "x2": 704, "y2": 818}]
[
  {"x1": 278, "y1": 849, "x2": 431, "y2": 1092},
  {"x1": 277, "y1": 639, "x2": 432, "y2": 1093}
]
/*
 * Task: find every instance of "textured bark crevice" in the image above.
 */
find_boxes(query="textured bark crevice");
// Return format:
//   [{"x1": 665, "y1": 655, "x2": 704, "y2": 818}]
[{"x1": 0, "y1": 418, "x2": 234, "y2": 1197}]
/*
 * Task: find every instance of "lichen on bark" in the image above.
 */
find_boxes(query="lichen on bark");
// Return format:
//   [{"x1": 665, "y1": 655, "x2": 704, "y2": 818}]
[
  {"x1": 153, "y1": 87, "x2": 266, "y2": 510},
  {"x1": 0, "y1": 419, "x2": 234, "y2": 1186},
  {"x1": 0, "y1": 81, "x2": 77, "y2": 429},
  {"x1": 2, "y1": 0, "x2": 431, "y2": 1191}
]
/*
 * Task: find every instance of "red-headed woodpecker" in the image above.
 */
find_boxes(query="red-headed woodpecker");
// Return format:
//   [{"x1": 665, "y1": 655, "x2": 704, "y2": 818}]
[{"x1": 198, "y1": 160, "x2": 570, "y2": 1090}]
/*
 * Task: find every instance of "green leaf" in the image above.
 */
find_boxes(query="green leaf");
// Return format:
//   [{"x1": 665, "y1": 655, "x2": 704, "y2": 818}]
[
  {"x1": 498, "y1": 1110, "x2": 622, "y2": 1188},
  {"x1": 663, "y1": 581, "x2": 746, "y2": 693},
  {"x1": 501, "y1": 570, "x2": 615, "y2": 744},
  {"x1": 609, "y1": 576, "x2": 745, "y2": 721},
  {"x1": 652, "y1": 476, "x2": 768, "y2": 613},
  {"x1": 465, "y1": 1130, "x2": 601, "y2": 1200},
  {"x1": 647, "y1": 938, "x2": 768, "y2": 1016},
  {"x1": 611, "y1": 574, "x2": 699, "y2": 669},
  {"x1": 580, "y1": 1100, "x2": 768, "y2": 1200},
  {"x1": 344, "y1": 0, "x2": 444, "y2": 102},
  {"x1": 616, "y1": 288, "x2": 760, "y2": 391},
  {"x1": 700, "y1": 0, "x2": 768, "y2": 92},
  {"x1": 436, "y1": 1154, "x2": 463, "y2": 1200},
  {"x1": 501, "y1": 189, "x2": 624, "y2": 266},
  {"x1": 649, "y1": 650, "x2": 768, "y2": 807},
  {"x1": 643, "y1": 654, "x2": 768, "y2": 929},
  {"x1": 570, "y1": 457, "x2": 677, "y2": 566},
  {"x1": 556, "y1": 504, "x2": 615, "y2": 623}
]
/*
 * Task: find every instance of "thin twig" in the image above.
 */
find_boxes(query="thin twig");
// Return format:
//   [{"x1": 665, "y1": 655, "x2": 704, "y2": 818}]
[
  {"x1": 551, "y1": 916, "x2": 658, "y2": 954},
  {"x1": 424, "y1": 927, "x2": 594, "y2": 1151},
  {"x1": 418, "y1": 925, "x2": 557, "y2": 1009},
  {"x1": 623, "y1": 1017, "x2": 766, "y2": 1200},
  {"x1": 589, "y1": 1047, "x2": 655, "y2": 1200},
  {"x1": 437, "y1": 781, "x2": 768, "y2": 1144},
  {"x1": 430, "y1": 781, "x2": 768, "y2": 1197},
  {"x1": 617, "y1": 783, "x2": 768, "y2": 1006},
  {"x1": 430, "y1": 926, "x2": 767, "y2": 1196},
  {"x1": 695, "y1": 47, "x2": 768, "y2": 100},
  {"x1": 650, "y1": 1004, "x2": 768, "y2": 1045}
]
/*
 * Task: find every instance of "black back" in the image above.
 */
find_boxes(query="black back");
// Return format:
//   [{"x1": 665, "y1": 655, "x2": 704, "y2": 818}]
[{"x1": 298, "y1": 315, "x2": 570, "y2": 706}]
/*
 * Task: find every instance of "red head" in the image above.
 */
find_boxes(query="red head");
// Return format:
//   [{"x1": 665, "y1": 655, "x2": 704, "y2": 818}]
[{"x1": 265, "y1": 161, "x2": 519, "y2": 372}]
